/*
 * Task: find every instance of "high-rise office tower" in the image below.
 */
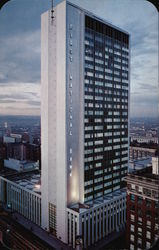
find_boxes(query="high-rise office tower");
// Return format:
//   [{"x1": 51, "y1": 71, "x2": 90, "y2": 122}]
[{"x1": 41, "y1": 0, "x2": 130, "y2": 248}]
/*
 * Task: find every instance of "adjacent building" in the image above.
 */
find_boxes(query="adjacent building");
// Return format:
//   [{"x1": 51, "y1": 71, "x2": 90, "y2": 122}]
[
  {"x1": 125, "y1": 161, "x2": 159, "y2": 250},
  {"x1": 41, "y1": 0, "x2": 130, "y2": 248}
]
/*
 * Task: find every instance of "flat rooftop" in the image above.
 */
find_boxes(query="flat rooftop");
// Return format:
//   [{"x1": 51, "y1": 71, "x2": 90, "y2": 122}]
[
  {"x1": 129, "y1": 156, "x2": 152, "y2": 172},
  {"x1": 69, "y1": 188, "x2": 126, "y2": 213},
  {"x1": 126, "y1": 166, "x2": 159, "y2": 185},
  {"x1": 0, "y1": 168, "x2": 41, "y2": 194}
]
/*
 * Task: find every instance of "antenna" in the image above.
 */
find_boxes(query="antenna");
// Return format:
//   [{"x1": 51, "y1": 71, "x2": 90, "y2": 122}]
[{"x1": 51, "y1": 0, "x2": 54, "y2": 22}]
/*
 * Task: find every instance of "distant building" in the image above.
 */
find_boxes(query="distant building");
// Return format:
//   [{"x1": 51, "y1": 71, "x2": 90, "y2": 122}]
[
  {"x1": 129, "y1": 146, "x2": 157, "y2": 161},
  {"x1": 3, "y1": 136, "x2": 17, "y2": 144},
  {"x1": 5, "y1": 142, "x2": 41, "y2": 167},
  {"x1": 22, "y1": 132, "x2": 30, "y2": 143},
  {"x1": 3, "y1": 134, "x2": 22, "y2": 144},
  {"x1": 129, "y1": 157, "x2": 152, "y2": 173},
  {"x1": 4, "y1": 158, "x2": 39, "y2": 172},
  {"x1": 6, "y1": 143, "x2": 26, "y2": 161},
  {"x1": 0, "y1": 143, "x2": 6, "y2": 169},
  {"x1": 0, "y1": 131, "x2": 3, "y2": 143},
  {"x1": 25, "y1": 144, "x2": 41, "y2": 169},
  {"x1": 125, "y1": 162, "x2": 159, "y2": 250},
  {"x1": 131, "y1": 136, "x2": 158, "y2": 145}
]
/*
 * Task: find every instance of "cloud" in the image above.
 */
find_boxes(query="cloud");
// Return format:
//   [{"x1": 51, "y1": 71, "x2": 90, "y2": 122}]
[
  {"x1": 0, "y1": 30, "x2": 41, "y2": 84},
  {"x1": 130, "y1": 90, "x2": 158, "y2": 118},
  {"x1": 0, "y1": 82, "x2": 40, "y2": 115},
  {"x1": 0, "y1": 0, "x2": 158, "y2": 117},
  {"x1": 27, "y1": 100, "x2": 41, "y2": 106}
]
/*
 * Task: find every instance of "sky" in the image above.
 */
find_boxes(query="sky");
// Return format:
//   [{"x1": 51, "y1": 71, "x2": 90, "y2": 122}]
[{"x1": 0, "y1": 0, "x2": 158, "y2": 118}]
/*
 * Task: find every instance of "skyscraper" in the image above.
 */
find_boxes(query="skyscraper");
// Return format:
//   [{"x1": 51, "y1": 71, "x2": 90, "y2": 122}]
[{"x1": 41, "y1": 0, "x2": 130, "y2": 248}]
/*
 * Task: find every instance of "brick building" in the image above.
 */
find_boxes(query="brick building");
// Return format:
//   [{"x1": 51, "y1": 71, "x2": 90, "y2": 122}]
[{"x1": 125, "y1": 165, "x2": 159, "y2": 250}]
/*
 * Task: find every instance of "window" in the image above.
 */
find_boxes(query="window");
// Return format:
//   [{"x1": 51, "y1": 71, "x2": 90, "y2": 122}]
[
  {"x1": 146, "y1": 231, "x2": 151, "y2": 239},
  {"x1": 138, "y1": 238, "x2": 142, "y2": 244},
  {"x1": 130, "y1": 244, "x2": 134, "y2": 250},
  {"x1": 138, "y1": 186, "x2": 142, "y2": 194},
  {"x1": 130, "y1": 234, "x2": 134, "y2": 242},
  {"x1": 131, "y1": 184, "x2": 135, "y2": 190},
  {"x1": 130, "y1": 194, "x2": 135, "y2": 201},
  {"x1": 130, "y1": 225, "x2": 134, "y2": 232},
  {"x1": 146, "y1": 242, "x2": 151, "y2": 249},
  {"x1": 131, "y1": 214, "x2": 134, "y2": 222},
  {"x1": 69, "y1": 24, "x2": 73, "y2": 30}
]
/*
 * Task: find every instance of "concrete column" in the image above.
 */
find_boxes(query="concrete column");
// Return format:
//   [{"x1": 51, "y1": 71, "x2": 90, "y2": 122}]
[
  {"x1": 99, "y1": 207, "x2": 101, "y2": 240},
  {"x1": 124, "y1": 199, "x2": 126, "y2": 222},
  {"x1": 106, "y1": 205, "x2": 108, "y2": 235},
  {"x1": 28, "y1": 193, "x2": 31, "y2": 220},
  {"x1": 30, "y1": 193, "x2": 32, "y2": 220},
  {"x1": 73, "y1": 214, "x2": 76, "y2": 249},
  {"x1": 112, "y1": 203, "x2": 114, "y2": 231},
  {"x1": 35, "y1": 196, "x2": 38, "y2": 224},
  {"x1": 121, "y1": 198, "x2": 123, "y2": 223},
  {"x1": 109, "y1": 205, "x2": 111, "y2": 233},
  {"x1": 92, "y1": 210, "x2": 94, "y2": 245},
  {"x1": 6, "y1": 183, "x2": 9, "y2": 205},
  {"x1": 118, "y1": 200, "x2": 120, "y2": 226},
  {"x1": 84, "y1": 214, "x2": 86, "y2": 249},
  {"x1": 88, "y1": 213, "x2": 90, "y2": 246},
  {"x1": 19, "y1": 189, "x2": 21, "y2": 214},
  {"x1": 17, "y1": 191, "x2": 20, "y2": 213},
  {"x1": 38, "y1": 198, "x2": 40, "y2": 225},
  {"x1": 103, "y1": 206, "x2": 105, "y2": 237},
  {"x1": 78, "y1": 214, "x2": 82, "y2": 235},
  {"x1": 95, "y1": 210, "x2": 98, "y2": 242},
  {"x1": 69, "y1": 213, "x2": 72, "y2": 244},
  {"x1": 115, "y1": 201, "x2": 118, "y2": 229},
  {"x1": 14, "y1": 189, "x2": 16, "y2": 210},
  {"x1": 33, "y1": 195, "x2": 35, "y2": 222},
  {"x1": 21, "y1": 190, "x2": 23, "y2": 215}
]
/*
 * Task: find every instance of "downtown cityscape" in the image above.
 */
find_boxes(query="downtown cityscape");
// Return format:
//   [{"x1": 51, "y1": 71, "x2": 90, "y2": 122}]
[{"x1": 0, "y1": 0, "x2": 158, "y2": 250}]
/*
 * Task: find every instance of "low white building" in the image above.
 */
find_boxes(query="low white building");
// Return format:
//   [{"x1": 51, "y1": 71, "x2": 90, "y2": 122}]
[
  {"x1": 4, "y1": 158, "x2": 39, "y2": 172},
  {"x1": 3, "y1": 134, "x2": 22, "y2": 143},
  {"x1": 0, "y1": 170, "x2": 41, "y2": 226},
  {"x1": 131, "y1": 135, "x2": 158, "y2": 144},
  {"x1": 67, "y1": 189, "x2": 126, "y2": 248}
]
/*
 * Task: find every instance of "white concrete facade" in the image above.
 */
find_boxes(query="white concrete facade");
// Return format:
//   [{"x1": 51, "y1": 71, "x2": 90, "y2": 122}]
[
  {"x1": 67, "y1": 189, "x2": 126, "y2": 249},
  {"x1": 41, "y1": 1, "x2": 67, "y2": 242},
  {"x1": 41, "y1": 1, "x2": 85, "y2": 243},
  {"x1": 0, "y1": 176, "x2": 41, "y2": 226}
]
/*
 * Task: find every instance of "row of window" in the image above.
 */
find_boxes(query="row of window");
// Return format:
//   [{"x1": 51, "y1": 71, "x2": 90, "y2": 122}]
[{"x1": 85, "y1": 34, "x2": 129, "y2": 52}]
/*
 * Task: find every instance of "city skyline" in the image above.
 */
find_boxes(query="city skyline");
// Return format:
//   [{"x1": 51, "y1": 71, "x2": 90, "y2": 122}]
[{"x1": 0, "y1": 0, "x2": 158, "y2": 118}]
